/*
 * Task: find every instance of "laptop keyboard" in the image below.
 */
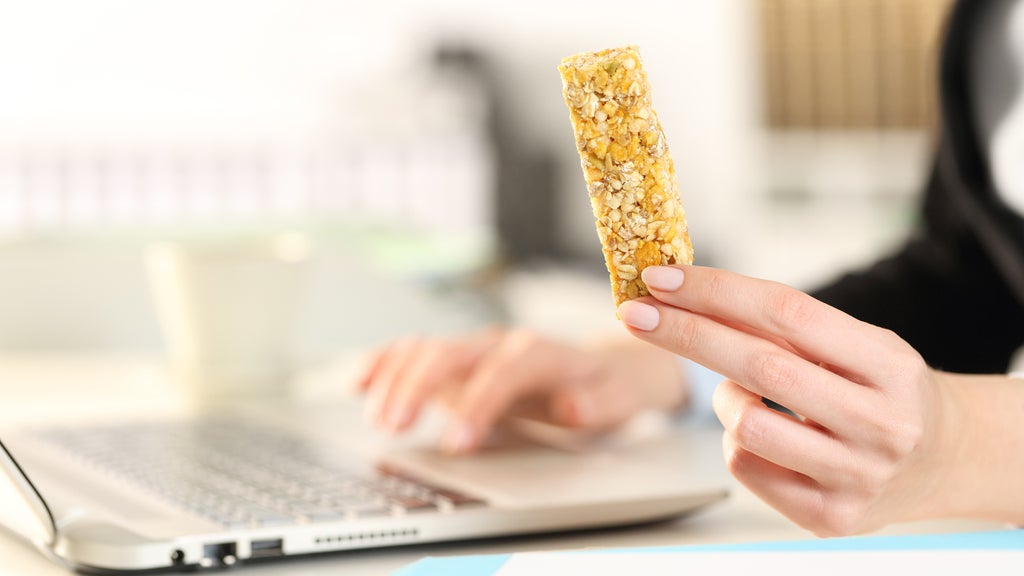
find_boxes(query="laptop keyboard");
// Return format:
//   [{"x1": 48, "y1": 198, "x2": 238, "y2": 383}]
[{"x1": 34, "y1": 419, "x2": 486, "y2": 529}]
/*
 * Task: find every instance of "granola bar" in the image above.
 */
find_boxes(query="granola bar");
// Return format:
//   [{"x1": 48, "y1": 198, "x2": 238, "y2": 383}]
[{"x1": 559, "y1": 45, "x2": 693, "y2": 308}]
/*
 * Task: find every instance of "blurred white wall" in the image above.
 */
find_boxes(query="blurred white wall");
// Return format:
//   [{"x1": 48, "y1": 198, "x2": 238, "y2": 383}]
[
  {"x1": 0, "y1": 0, "x2": 767, "y2": 352},
  {"x1": 0, "y1": 0, "x2": 760, "y2": 251},
  {"x1": 0, "y1": 0, "x2": 930, "y2": 353}
]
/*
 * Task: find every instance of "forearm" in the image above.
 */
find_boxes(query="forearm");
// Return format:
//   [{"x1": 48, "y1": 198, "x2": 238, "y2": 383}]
[{"x1": 932, "y1": 372, "x2": 1024, "y2": 524}]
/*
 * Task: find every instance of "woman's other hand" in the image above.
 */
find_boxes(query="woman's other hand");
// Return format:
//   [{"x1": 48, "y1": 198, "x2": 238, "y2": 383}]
[{"x1": 353, "y1": 328, "x2": 687, "y2": 454}]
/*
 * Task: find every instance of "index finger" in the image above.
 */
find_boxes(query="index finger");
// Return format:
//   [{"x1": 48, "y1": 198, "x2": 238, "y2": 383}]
[{"x1": 640, "y1": 265, "x2": 908, "y2": 385}]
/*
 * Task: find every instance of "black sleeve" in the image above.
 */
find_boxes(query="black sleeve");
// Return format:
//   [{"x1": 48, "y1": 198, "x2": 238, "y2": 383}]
[{"x1": 810, "y1": 159, "x2": 1024, "y2": 374}]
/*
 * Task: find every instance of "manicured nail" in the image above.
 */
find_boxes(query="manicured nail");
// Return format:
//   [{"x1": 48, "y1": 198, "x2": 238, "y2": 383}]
[
  {"x1": 642, "y1": 266, "x2": 684, "y2": 291},
  {"x1": 442, "y1": 422, "x2": 478, "y2": 454},
  {"x1": 618, "y1": 300, "x2": 660, "y2": 331}
]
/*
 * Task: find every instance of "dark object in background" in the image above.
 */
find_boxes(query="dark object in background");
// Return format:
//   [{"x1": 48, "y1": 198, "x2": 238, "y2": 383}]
[{"x1": 433, "y1": 44, "x2": 562, "y2": 265}]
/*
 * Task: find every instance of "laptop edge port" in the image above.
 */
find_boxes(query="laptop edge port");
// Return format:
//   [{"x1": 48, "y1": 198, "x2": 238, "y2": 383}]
[
  {"x1": 250, "y1": 538, "x2": 284, "y2": 559},
  {"x1": 200, "y1": 542, "x2": 237, "y2": 567}
]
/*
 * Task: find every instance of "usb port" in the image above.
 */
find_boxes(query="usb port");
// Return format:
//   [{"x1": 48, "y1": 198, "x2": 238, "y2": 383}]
[{"x1": 250, "y1": 538, "x2": 284, "y2": 559}]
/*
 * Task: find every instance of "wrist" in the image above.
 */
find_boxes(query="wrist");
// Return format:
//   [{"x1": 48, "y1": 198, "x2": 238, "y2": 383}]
[
  {"x1": 914, "y1": 370, "x2": 971, "y2": 521},
  {"x1": 593, "y1": 337, "x2": 688, "y2": 413},
  {"x1": 631, "y1": 341, "x2": 689, "y2": 413},
  {"x1": 926, "y1": 372, "x2": 1024, "y2": 524}
]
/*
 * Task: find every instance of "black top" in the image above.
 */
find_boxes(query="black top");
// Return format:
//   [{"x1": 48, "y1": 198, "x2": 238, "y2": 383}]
[{"x1": 811, "y1": 0, "x2": 1024, "y2": 374}]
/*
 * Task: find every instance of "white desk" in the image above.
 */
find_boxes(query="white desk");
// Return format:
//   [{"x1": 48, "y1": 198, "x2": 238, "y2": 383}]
[{"x1": 0, "y1": 354, "x2": 1004, "y2": 576}]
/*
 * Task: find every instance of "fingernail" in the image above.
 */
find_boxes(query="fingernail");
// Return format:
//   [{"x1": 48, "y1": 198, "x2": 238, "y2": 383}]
[
  {"x1": 442, "y1": 422, "x2": 478, "y2": 454},
  {"x1": 569, "y1": 390, "x2": 595, "y2": 426},
  {"x1": 385, "y1": 404, "x2": 413, "y2": 432},
  {"x1": 642, "y1": 266, "x2": 684, "y2": 291},
  {"x1": 363, "y1": 394, "x2": 383, "y2": 425},
  {"x1": 618, "y1": 300, "x2": 661, "y2": 331}
]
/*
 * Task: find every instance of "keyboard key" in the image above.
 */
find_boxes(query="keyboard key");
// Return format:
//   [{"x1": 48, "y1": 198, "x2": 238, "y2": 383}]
[
  {"x1": 253, "y1": 514, "x2": 299, "y2": 528},
  {"x1": 302, "y1": 510, "x2": 346, "y2": 523}
]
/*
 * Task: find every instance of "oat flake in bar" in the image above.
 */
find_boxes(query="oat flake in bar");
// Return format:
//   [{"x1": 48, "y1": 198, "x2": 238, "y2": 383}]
[{"x1": 559, "y1": 45, "x2": 694, "y2": 308}]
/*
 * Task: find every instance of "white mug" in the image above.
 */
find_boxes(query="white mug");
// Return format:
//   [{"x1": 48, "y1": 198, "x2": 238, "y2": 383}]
[{"x1": 145, "y1": 232, "x2": 312, "y2": 407}]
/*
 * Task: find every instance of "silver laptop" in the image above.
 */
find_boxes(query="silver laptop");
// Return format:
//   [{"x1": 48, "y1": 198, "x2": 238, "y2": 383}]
[{"x1": 0, "y1": 398, "x2": 728, "y2": 573}]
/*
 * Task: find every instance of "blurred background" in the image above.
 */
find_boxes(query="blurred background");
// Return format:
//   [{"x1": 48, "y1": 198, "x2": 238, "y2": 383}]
[{"x1": 0, "y1": 0, "x2": 953, "y2": 362}]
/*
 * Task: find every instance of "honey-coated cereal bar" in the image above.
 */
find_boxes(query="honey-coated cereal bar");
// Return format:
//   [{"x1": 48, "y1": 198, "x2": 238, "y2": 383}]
[{"x1": 559, "y1": 45, "x2": 694, "y2": 308}]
